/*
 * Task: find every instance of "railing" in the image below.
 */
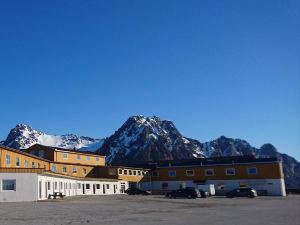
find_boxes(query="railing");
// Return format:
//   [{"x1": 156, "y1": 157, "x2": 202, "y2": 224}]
[{"x1": 0, "y1": 168, "x2": 46, "y2": 174}]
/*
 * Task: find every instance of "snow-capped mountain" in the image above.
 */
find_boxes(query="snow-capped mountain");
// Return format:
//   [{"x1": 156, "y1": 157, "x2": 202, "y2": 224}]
[
  {"x1": 0, "y1": 124, "x2": 103, "y2": 151},
  {"x1": 98, "y1": 115, "x2": 204, "y2": 163},
  {"x1": 1, "y1": 116, "x2": 299, "y2": 188}
]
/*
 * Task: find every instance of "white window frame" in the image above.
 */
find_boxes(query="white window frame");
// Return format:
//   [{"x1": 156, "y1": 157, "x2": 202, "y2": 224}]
[
  {"x1": 62, "y1": 167, "x2": 67, "y2": 173},
  {"x1": 86, "y1": 156, "x2": 90, "y2": 161},
  {"x1": 5, "y1": 154, "x2": 11, "y2": 166},
  {"x1": 205, "y1": 169, "x2": 214, "y2": 176},
  {"x1": 15, "y1": 157, "x2": 20, "y2": 167},
  {"x1": 24, "y1": 160, "x2": 28, "y2": 168},
  {"x1": 2, "y1": 179, "x2": 16, "y2": 191},
  {"x1": 247, "y1": 167, "x2": 257, "y2": 175},
  {"x1": 51, "y1": 165, "x2": 56, "y2": 172},
  {"x1": 72, "y1": 167, "x2": 77, "y2": 174},
  {"x1": 186, "y1": 169, "x2": 195, "y2": 176},
  {"x1": 225, "y1": 168, "x2": 236, "y2": 176},
  {"x1": 63, "y1": 153, "x2": 68, "y2": 159}
]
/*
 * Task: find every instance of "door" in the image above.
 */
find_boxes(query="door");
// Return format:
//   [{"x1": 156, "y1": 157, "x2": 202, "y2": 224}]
[
  {"x1": 103, "y1": 184, "x2": 106, "y2": 194},
  {"x1": 45, "y1": 182, "x2": 48, "y2": 199},
  {"x1": 93, "y1": 184, "x2": 96, "y2": 194},
  {"x1": 83, "y1": 184, "x2": 85, "y2": 194},
  {"x1": 39, "y1": 181, "x2": 42, "y2": 199},
  {"x1": 114, "y1": 185, "x2": 116, "y2": 194}
]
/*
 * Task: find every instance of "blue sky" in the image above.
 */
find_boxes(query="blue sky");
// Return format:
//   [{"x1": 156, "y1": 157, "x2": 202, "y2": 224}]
[{"x1": 0, "y1": 0, "x2": 299, "y2": 160}]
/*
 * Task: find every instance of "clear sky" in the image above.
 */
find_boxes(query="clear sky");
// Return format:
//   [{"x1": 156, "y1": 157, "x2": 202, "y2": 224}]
[{"x1": 0, "y1": 0, "x2": 299, "y2": 160}]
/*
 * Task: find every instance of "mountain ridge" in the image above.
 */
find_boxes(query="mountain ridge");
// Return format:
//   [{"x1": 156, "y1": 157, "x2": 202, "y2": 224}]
[{"x1": 1, "y1": 115, "x2": 299, "y2": 188}]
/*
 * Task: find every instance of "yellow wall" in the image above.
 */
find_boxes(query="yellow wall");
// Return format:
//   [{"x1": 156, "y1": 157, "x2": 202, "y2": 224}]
[
  {"x1": 54, "y1": 150, "x2": 105, "y2": 166},
  {"x1": 0, "y1": 147, "x2": 50, "y2": 170},
  {"x1": 152, "y1": 162, "x2": 284, "y2": 181},
  {"x1": 50, "y1": 163, "x2": 96, "y2": 178}
]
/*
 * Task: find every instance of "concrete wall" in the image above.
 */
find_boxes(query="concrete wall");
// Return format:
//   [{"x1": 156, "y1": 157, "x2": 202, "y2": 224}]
[
  {"x1": 140, "y1": 178, "x2": 286, "y2": 196},
  {"x1": 0, "y1": 173, "x2": 38, "y2": 202}
]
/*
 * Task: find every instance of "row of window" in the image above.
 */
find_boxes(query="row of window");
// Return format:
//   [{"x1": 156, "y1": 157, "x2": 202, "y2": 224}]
[
  {"x1": 50, "y1": 181, "x2": 110, "y2": 190},
  {"x1": 117, "y1": 169, "x2": 148, "y2": 176},
  {"x1": 5, "y1": 155, "x2": 45, "y2": 168},
  {"x1": 62, "y1": 152, "x2": 100, "y2": 162},
  {"x1": 50, "y1": 165, "x2": 95, "y2": 176},
  {"x1": 152, "y1": 167, "x2": 258, "y2": 177}
]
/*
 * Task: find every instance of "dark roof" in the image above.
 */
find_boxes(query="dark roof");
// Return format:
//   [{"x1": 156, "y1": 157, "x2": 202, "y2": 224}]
[
  {"x1": 113, "y1": 156, "x2": 280, "y2": 169},
  {"x1": 27, "y1": 144, "x2": 105, "y2": 156}
]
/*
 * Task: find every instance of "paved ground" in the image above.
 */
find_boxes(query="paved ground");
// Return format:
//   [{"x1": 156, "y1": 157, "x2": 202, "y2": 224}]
[{"x1": 0, "y1": 195, "x2": 299, "y2": 225}]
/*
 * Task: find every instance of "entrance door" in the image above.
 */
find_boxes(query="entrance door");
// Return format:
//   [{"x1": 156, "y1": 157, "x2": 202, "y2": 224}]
[
  {"x1": 83, "y1": 184, "x2": 85, "y2": 194},
  {"x1": 45, "y1": 182, "x2": 48, "y2": 199},
  {"x1": 114, "y1": 185, "x2": 116, "y2": 194},
  {"x1": 39, "y1": 181, "x2": 42, "y2": 199},
  {"x1": 93, "y1": 184, "x2": 96, "y2": 194},
  {"x1": 103, "y1": 184, "x2": 106, "y2": 194}
]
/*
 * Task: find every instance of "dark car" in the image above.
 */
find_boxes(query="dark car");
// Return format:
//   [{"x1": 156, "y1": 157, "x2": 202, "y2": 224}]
[
  {"x1": 185, "y1": 187, "x2": 208, "y2": 198},
  {"x1": 166, "y1": 188, "x2": 200, "y2": 199},
  {"x1": 124, "y1": 187, "x2": 151, "y2": 195},
  {"x1": 226, "y1": 188, "x2": 257, "y2": 198}
]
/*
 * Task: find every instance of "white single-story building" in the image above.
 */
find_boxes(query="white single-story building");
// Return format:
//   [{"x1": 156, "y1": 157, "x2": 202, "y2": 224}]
[{"x1": 0, "y1": 172, "x2": 129, "y2": 202}]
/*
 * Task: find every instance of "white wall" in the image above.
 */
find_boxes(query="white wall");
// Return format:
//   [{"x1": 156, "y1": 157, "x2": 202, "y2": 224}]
[
  {"x1": 140, "y1": 178, "x2": 286, "y2": 196},
  {"x1": 37, "y1": 175, "x2": 129, "y2": 200},
  {"x1": 0, "y1": 173, "x2": 38, "y2": 202}
]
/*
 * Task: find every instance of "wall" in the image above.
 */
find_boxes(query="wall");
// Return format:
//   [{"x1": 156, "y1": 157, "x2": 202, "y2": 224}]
[
  {"x1": 0, "y1": 173, "x2": 38, "y2": 202},
  {"x1": 0, "y1": 147, "x2": 50, "y2": 170},
  {"x1": 54, "y1": 150, "x2": 105, "y2": 166},
  {"x1": 50, "y1": 163, "x2": 96, "y2": 178},
  {"x1": 140, "y1": 178, "x2": 286, "y2": 196},
  {"x1": 151, "y1": 162, "x2": 284, "y2": 182}
]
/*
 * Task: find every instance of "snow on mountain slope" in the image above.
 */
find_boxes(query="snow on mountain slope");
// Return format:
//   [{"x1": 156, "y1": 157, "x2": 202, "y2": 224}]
[
  {"x1": 98, "y1": 115, "x2": 205, "y2": 163},
  {"x1": 1, "y1": 124, "x2": 103, "y2": 151}
]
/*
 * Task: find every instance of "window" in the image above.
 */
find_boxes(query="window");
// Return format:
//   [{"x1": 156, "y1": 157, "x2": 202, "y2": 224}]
[
  {"x1": 186, "y1": 170, "x2": 195, "y2": 176},
  {"x1": 60, "y1": 182, "x2": 63, "y2": 189},
  {"x1": 106, "y1": 184, "x2": 110, "y2": 189},
  {"x1": 96, "y1": 184, "x2": 100, "y2": 189},
  {"x1": 96, "y1": 157, "x2": 99, "y2": 162},
  {"x1": 129, "y1": 170, "x2": 132, "y2": 175},
  {"x1": 63, "y1": 153, "x2": 68, "y2": 159},
  {"x1": 63, "y1": 167, "x2": 67, "y2": 173},
  {"x1": 54, "y1": 182, "x2": 58, "y2": 190},
  {"x1": 168, "y1": 170, "x2": 176, "y2": 177},
  {"x1": 152, "y1": 171, "x2": 159, "y2": 177},
  {"x1": 124, "y1": 170, "x2": 128, "y2": 175},
  {"x1": 32, "y1": 162, "x2": 35, "y2": 168},
  {"x1": 133, "y1": 171, "x2": 137, "y2": 175},
  {"x1": 5, "y1": 155, "x2": 10, "y2": 166},
  {"x1": 247, "y1": 167, "x2": 257, "y2": 175},
  {"x1": 83, "y1": 168, "x2": 87, "y2": 175},
  {"x1": 108, "y1": 169, "x2": 116, "y2": 175},
  {"x1": 86, "y1": 156, "x2": 90, "y2": 161},
  {"x1": 72, "y1": 167, "x2": 77, "y2": 174},
  {"x1": 118, "y1": 169, "x2": 123, "y2": 175},
  {"x1": 138, "y1": 171, "x2": 141, "y2": 176},
  {"x1": 77, "y1": 183, "x2": 81, "y2": 189},
  {"x1": 77, "y1": 155, "x2": 81, "y2": 160},
  {"x1": 47, "y1": 182, "x2": 51, "y2": 190},
  {"x1": 38, "y1": 150, "x2": 45, "y2": 158},
  {"x1": 162, "y1": 183, "x2": 168, "y2": 189},
  {"x1": 2, "y1": 180, "x2": 16, "y2": 191},
  {"x1": 205, "y1": 169, "x2": 214, "y2": 176},
  {"x1": 24, "y1": 160, "x2": 28, "y2": 168},
  {"x1": 86, "y1": 184, "x2": 90, "y2": 189},
  {"x1": 15, "y1": 157, "x2": 20, "y2": 167},
  {"x1": 226, "y1": 168, "x2": 235, "y2": 176},
  {"x1": 51, "y1": 165, "x2": 56, "y2": 172}
]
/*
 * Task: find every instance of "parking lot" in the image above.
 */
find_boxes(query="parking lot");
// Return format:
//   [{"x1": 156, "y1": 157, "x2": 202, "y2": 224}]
[{"x1": 0, "y1": 195, "x2": 299, "y2": 225}]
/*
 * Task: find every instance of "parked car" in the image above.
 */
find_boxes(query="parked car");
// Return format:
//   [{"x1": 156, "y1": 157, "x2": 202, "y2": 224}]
[
  {"x1": 165, "y1": 188, "x2": 200, "y2": 199},
  {"x1": 226, "y1": 188, "x2": 257, "y2": 198},
  {"x1": 125, "y1": 187, "x2": 151, "y2": 195},
  {"x1": 185, "y1": 187, "x2": 208, "y2": 198}
]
